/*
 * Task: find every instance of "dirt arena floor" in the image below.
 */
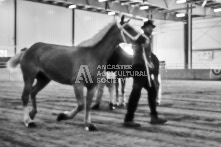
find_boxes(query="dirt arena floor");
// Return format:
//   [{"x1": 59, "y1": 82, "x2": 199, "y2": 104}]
[{"x1": 0, "y1": 79, "x2": 221, "y2": 147}]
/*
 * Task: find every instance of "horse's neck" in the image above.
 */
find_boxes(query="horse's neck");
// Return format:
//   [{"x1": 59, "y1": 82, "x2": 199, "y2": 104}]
[{"x1": 92, "y1": 28, "x2": 121, "y2": 64}]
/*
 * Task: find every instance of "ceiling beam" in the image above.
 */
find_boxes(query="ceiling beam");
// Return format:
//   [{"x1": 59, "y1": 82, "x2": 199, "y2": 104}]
[
  {"x1": 66, "y1": 0, "x2": 183, "y2": 21},
  {"x1": 25, "y1": 0, "x2": 221, "y2": 21}
]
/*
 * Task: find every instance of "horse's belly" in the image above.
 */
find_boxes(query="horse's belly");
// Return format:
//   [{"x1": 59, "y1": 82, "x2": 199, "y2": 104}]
[{"x1": 40, "y1": 68, "x2": 73, "y2": 85}]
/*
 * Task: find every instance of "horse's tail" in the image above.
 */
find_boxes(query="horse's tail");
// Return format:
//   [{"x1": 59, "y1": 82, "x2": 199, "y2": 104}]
[{"x1": 6, "y1": 48, "x2": 28, "y2": 70}]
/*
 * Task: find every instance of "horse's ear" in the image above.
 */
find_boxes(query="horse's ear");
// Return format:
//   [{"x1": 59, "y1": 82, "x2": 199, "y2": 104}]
[{"x1": 120, "y1": 15, "x2": 125, "y2": 25}]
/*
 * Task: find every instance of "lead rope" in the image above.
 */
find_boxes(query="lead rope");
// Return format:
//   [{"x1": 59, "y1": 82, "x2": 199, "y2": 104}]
[
  {"x1": 142, "y1": 47, "x2": 152, "y2": 87},
  {"x1": 121, "y1": 31, "x2": 128, "y2": 43}
]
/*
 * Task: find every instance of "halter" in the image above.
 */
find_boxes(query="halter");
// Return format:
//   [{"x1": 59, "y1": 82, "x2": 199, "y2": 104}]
[
  {"x1": 116, "y1": 22, "x2": 152, "y2": 87},
  {"x1": 116, "y1": 22, "x2": 149, "y2": 44}
]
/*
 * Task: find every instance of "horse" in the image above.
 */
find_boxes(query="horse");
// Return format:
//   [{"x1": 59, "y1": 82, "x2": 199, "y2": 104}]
[
  {"x1": 7, "y1": 16, "x2": 148, "y2": 131},
  {"x1": 92, "y1": 44, "x2": 133, "y2": 110},
  {"x1": 92, "y1": 43, "x2": 162, "y2": 110}
]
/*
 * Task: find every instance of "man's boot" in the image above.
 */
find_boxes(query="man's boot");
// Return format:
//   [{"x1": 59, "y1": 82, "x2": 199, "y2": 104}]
[
  {"x1": 150, "y1": 115, "x2": 167, "y2": 124},
  {"x1": 123, "y1": 121, "x2": 141, "y2": 128}
]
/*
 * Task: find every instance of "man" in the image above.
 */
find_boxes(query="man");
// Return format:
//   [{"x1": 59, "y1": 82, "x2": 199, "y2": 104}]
[{"x1": 123, "y1": 20, "x2": 167, "y2": 127}]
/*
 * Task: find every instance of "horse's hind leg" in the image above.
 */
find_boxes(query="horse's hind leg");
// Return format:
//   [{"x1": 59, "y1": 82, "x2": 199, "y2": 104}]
[
  {"x1": 57, "y1": 83, "x2": 84, "y2": 121},
  {"x1": 30, "y1": 73, "x2": 50, "y2": 120},
  {"x1": 107, "y1": 82, "x2": 116, "y2": 110},
  {"x1": 85, "y1": 86, "x2": 97, "y2": 131},
  {"x1": 22, "y1": 75, "x2": 35, "y2": 127},
  {"x1": 91, "y1": 82, "x2": 105, "y2": 110},
  {"x1": 121, "y1": 78, "x2": 127, "y2": 107},
  {"x1": 156, "y1": 74, "x2": 162, "y2": 105},
  {"x1": 115, "y1": 77, "x2": 119, "y2": 105}
]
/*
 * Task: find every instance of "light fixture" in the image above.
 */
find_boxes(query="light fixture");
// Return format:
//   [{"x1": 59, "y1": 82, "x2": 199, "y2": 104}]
[
  {"x1": 108, "y1": 11, "x2": 116, "y2": 15},
  {"x1": 139, "y1": 5, "x2": 149, "y2": 10},
  {"x1": 214, "y1": 8, "x2": 221, "y2": 12},
  {"x1": 176, "y1": 0, "x2": 187, "y2": 4},
  {"x1": 176, "y1": 13, "x2": 186, "y2": 17},
  {"x1": 202, "y1": 0, "x2": 208, "y2": 7},
  {"x1": 143, "y1": 18, "x2": 148, "y2": 22},
  {"x1": 121, "y1": 2, "x2": 129, "y2": 5},
  {"x1": 98, "y1": 0, "x2": 108, "y2": 2},
  {"x1": 127, "y1": 14, "x2": 133, "y2": 17},
  {"x1": 131, "y1": 4, "x2": 137, "y2": 7},
  {"x1": 68, "y1": 5, "x2": 77, "y2": 9}
]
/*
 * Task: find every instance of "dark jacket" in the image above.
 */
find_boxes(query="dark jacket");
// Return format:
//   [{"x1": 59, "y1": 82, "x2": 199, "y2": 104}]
[{"x1": 132, "y1": 44, "x2": 159, "y2": 76}]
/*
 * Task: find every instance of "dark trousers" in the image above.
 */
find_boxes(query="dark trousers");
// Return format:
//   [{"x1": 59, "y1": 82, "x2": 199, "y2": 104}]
[{"x1": 124, "y1": 64, "x2": 158, "y2": 122}]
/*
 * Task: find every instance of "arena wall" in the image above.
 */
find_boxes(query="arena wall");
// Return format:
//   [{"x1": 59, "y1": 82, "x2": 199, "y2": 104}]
[{"x1": 154, "y1": 17, "x2": 221, "y2": 69}]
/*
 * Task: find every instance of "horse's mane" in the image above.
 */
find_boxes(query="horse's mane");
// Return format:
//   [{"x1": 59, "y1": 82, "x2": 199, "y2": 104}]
[{"x1": 78, "y1": 21, "x2": 116, "y2": 47}]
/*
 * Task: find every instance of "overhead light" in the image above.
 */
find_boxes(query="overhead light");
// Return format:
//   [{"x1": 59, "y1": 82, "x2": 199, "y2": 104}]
[
  {"x1": 214, "y1": 8, "x2": 221, "y2": 12},
  {"x1": 176, "y1": 0, "x2": 187, "y2": 4},
  {"x1": 127, "y1": 14, "x2": 133, "y2": 17},
  {"x1": 121, "y1": 2, "x2": 129, "y2": 5},
  {"x1": 139, "y1": 5, "x2": 149, "y2": 10},
  {"x1": 98, "y1": 0, "x2": 108, "y2": 2},
  {"x1": 143, "y1": 18, "x2": 149, "y2": 22},
  {"x1": 112, "y1": 1, "x2": 119, "y2": 3},
  {"x1": 176, "y1": 13, "x2": 186, "y2": 17},
  {"x1": 202, "y1": 0, "x2": 208, "y2": 7},
  {"x1": 108, "y1": 11, "x2": 116, "y2": 15},
  {"x1": 69, "y1": 5, "x2": 77, "y2": 9}
]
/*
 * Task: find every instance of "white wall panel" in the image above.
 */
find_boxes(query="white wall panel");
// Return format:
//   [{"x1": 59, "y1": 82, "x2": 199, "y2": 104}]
[
  {"x1": 193, "y1": 18, "x2": 221, "y2": 50},
  {"x1": 74, "y1": 10, "x2": 114, "y2": 46},
  {"x1": 192, "y1": 18, "x2": 221, "y2": 69},
  {"x1": 153, "y1": 22, "x2": 185, "y2": 69},
  {"x1": 17, "y1": 1, "x2": 72, "y2": 52},
  {"x1": 0, "y1": 0, "x2": 15, "y2": 56}
]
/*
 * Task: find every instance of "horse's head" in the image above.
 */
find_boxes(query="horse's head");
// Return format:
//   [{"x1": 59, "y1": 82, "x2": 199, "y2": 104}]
[{"x1": 115, "y1": 15, "x2": 149, "y2": 46}]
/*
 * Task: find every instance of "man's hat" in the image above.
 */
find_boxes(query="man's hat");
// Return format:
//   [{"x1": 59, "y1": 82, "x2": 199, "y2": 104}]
[{"x1": 141, "y1": 20, "x2": 156, "y2": 29}]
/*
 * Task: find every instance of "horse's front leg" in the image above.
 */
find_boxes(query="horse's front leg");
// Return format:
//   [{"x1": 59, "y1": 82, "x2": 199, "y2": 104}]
[
  {"x1": 57, "y1": 83, "x2": 84, "y2": 121},
  {"x1": 85, "y1": 86, "x2": 98, "y2": 131},
  {"x1": 121, "y1": 78, "x2": 127, "y2": 107},
  {"x1": 91, "y1": 82, "x2": 105, "y2": 110},
  {"x1": 152, "y1": 74, "x2": 161, "y2": 105},
  {"x1": 156, "y1": 74, "x2": 162, "y2": 105}
]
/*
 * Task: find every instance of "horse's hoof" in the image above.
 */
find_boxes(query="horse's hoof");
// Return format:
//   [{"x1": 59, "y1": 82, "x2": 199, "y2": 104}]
[
  {"x1": 91, "y1": 103, "x2": 100, "y2": 110},
  {"x1": 109, "y1": 103, "x2": 116, "y2": 110},
  {"x1": 57, "y1": 113, "x2": 68, "y2": 122},
  {"x1": 85, "y1": 124, "x2": 98, "y2": 131},
  {"x1": 29, "y1": 111, "x2": 36, "y2": 120},
  {"x1": 27, "y1": 122, "x2": 37, "y2": 128}
]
